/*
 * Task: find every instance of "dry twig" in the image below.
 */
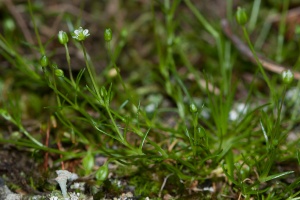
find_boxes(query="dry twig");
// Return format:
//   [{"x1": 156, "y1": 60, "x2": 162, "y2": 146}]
[{"x1": 221, "y1": 19, "x2": 300, "y2": 80}]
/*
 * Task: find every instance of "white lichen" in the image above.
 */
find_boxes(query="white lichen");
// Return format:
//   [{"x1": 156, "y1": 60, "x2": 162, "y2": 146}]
[{"x1": 54, "y1": 170, "x2": 78, "y2": 199}]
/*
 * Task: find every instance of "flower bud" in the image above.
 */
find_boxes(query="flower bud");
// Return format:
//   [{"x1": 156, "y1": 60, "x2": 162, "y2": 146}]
[
  {"x1": 58, "y1": 31, "x2": 69, "y2": 45},
  {"x1": 100, "y1": 86, "x2": 107, "y2": 98},
  {"x1": 95, "y1": 162, "x2": 109, "y2": 181},
  {"x1": 4, "y1": 18, "x2": 16, "y2": 32},
  {"x1": 40, "y1": 55, "x2": 49, "y2": 67},
  {"x1": 189, "y1": 103, "x2": 198, "y2": 113},
  {"x1": 55, "y1": 69, "x2": 64, "y2": 78},
  {"x1": 82, "y1": 151, "x2": 94, "y2": 174},
  {"x1": 281, "y1": 69, "x2": 294, "y2": 84},
  {"x1": 120, "y1": 28, "x2": 128, "y2": 39},
  {"x1": 104, "y1": 28, "x2": 112, "y2": 42},
  {"x1": 236, "y1": 7, "x2": 248, "y2": 26}
]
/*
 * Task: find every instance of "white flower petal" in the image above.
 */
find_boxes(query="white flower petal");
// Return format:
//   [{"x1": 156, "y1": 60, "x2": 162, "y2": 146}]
[{"x1": 73, "y1": 27, "x2": 90, "y2": 41}]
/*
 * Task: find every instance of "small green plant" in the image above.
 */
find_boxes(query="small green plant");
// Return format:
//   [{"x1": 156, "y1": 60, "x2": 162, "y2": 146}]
[{"x1": 0, "y1": 0, "x2": 300, "y2": 199}]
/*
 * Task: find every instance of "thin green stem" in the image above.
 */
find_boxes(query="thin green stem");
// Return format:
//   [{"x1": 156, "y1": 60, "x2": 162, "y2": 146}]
[
  {"x1": 184, "y1": 0, "x2": 227, "y2": 93},
  {"x1": 80, "y1": 42, "x2": 130, "y2": 147},
  {"x1": 64, "y1": 44, "x2": 75, "y2": 86},
  {"x1": 104, "y1": 106, "x2": 125, "y2": 142},
  {"x1": 242, "y1": 27, "x2": 274, "y2": 96},
  {"x1": 1, "y1": 111, "x2": 43, "y2": 147},
  {"x1": 80, "y1": 42, "x2": 101, "y2": 99},
  {"x1": 226, "y1": 0, "x2": 233, "y2": 21},
  {"x1": 53, "y1": 73, "x2": 62, "y2": 109},
  {"x1": 273, "y1": 86, "x2": 287, "y2": 139},
  {"x1": 248, "y1": 0, "x2": 261, "y2": 32},
  {"x1": 294, "y1": 40, "x2": 300, "y2": 70},
  {"x1": 27, "y1": 0, "x2": 44, "y2": 54},
  {"x1": 106, "y1": 41, "x2": 129, "y2": 102},
  {"x1": 276, "y1": 0, "x2": 289, "y2": 63}
]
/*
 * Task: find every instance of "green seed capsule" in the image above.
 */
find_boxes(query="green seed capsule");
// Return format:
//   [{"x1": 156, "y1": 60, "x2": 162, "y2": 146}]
[
  {"x1": 82, "y1": 151, "x2": 94, "y2": 174},
  {"x1": 95, "y1": 162, "x2": 109, "y2": 181},
  {"x1": 100, "y1": 86, "x2": 107, "y2": 98},
  {"x1": 55, "y1": 69, "x2": 64, "y2": 78},
  {"x1": 190, "y1": 103, "x2": 198, "y2": 113},
  {"x1": 236, "y1": 7, "x2": 248, "y2": 26},
  {"x1": 281, "y1": 69, "x2": 294, "y2": 84},
  {"x1": 104, "y1": 28, "x2": 112, "y2": 42},
  {"x1": 40, "y1": 55, "x2": 49, "y2": 67},
  {"x1": 58, "y1": 31, "x2": 69, "y2": 45}
]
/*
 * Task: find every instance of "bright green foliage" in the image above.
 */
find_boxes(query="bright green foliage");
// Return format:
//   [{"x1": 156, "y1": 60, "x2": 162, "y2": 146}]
[{"x1": 1, "y1": 0, "x2": 300, "y2": 199}]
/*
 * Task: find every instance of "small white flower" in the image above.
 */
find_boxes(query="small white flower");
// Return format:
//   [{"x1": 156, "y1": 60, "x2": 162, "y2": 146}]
[{"x1": 72, "y1": 27, "x2": 90, "y2": 41}]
